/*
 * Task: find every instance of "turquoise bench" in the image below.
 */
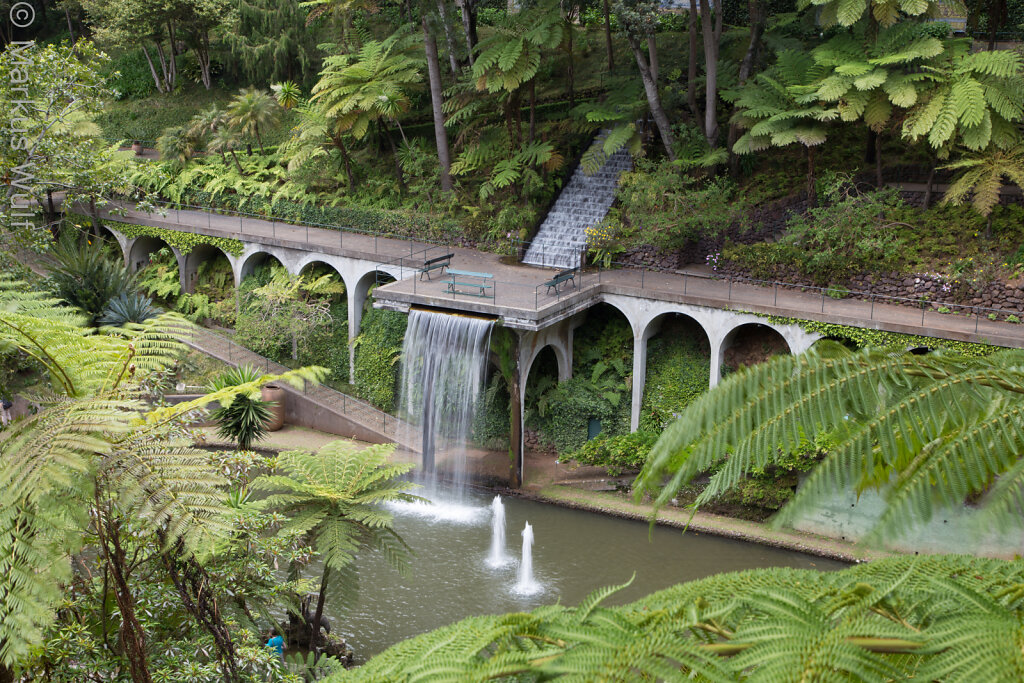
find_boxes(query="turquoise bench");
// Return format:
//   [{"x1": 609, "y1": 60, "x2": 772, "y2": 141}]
[{"x1": 446, "y1": 269, "x2": 494, "y2": 298}]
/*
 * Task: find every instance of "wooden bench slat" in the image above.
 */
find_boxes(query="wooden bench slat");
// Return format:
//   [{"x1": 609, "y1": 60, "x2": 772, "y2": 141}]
[{"x1": 447, "y1": 269, "x2": 493, "y2": 279}]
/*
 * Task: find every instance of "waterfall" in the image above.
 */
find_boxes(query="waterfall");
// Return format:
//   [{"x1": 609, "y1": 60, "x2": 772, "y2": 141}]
[
  {"x1": 514, "y1": 522, "x2": 541, "y2": 594},
  {"x1": 399, "y1": 309, "x2": 494, "y2": 494},
  {"x1": 522, "y1": 132, "x2": 632, "y2": 270},
  {"x1": 486, "y1": 496, "x2": 510, "y2": 568}
]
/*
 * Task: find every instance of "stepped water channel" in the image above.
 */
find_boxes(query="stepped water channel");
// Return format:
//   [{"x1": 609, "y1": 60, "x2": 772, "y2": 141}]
[{"x1": 523, "y1": 135, "x2": 632, "y2": 270}]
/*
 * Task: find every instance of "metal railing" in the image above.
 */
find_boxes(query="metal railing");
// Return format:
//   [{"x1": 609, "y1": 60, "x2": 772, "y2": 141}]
[
  {"x1": 106, "y1": 198, "x2": 454, "y2": 258},
  {"x1": 188, "y1": 328, "x2": 410, "y2": 440},
  {"x1": 99, "y1": 199, "x2": 1024, "y2": 341}
]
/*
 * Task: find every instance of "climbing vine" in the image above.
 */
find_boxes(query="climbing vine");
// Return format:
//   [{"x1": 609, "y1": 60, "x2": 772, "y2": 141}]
[
  {"x1": 67, "y1": 211, "x2": 245, "y2": 256},
  {"x1": 756, "y1": 313, "x2": 999, "y2": 357}
]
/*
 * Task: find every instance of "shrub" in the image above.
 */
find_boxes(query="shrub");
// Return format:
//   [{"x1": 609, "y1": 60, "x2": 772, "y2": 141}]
[
  {"x1": 567, "y1": 431, "x2": 658, "y2": 476},
  {"x1": 47, "y1": 230, "x2": 136, "y2": 322}
]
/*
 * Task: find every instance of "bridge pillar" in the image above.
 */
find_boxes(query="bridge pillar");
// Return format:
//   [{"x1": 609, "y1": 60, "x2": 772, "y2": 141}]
[
  {"x1": 347, "y1": 284, "x2": 366, "y2": 380},
  {"x1": 709, "y1": 332, "x2": 726, "y2": 388}
]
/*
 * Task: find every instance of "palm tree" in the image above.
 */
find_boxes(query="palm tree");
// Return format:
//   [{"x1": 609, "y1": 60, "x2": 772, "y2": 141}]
[
  {"x1": 254, "y1": 441, "x2": 420, "y2": 650},
  {"x1": 156, "y1": 125, "x2": 199, "y2": 169},
  {"x1": 208, "y1": 126, "x2": 246, "y2": 174},
  {"x1": 634, "y1": 342, "x2": 1024, "y2": 545},
  {"x1": 942, "y1": 144, "x2": 1024, "y2": 237},
  {"x1": 271, "y1": 81, "x2": 303, "y2": 110},
  {"x1": 227, "y1": 87, "x2": 280, "y2": 155},
  {"x1": 186, "y1": 105, "x2": 229, "y2": 142}
]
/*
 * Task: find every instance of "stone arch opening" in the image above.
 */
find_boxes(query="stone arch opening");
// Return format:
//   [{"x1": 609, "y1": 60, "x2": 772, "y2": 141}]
[
  {"x1": 238, "y1": 252, "x2": 286, "y2": 285},
  {"x1": 720, "y1": 323, "x2": 791, "y2": 376},
  {"x1": 907, "y1": 346, "x2": 934, "y2": 355},
  {"x1": 127, "y1": 235, "x2": 174, "y2": 273},
  {"x1": 523, "y1": 345, "x2": 560, "y2": 459},
  {"x1": 639, "y1": 312, "x2": 711, "y2": 432},
  {"x1": 184, "y1": 244, "x2": 233, "y2": 298}
]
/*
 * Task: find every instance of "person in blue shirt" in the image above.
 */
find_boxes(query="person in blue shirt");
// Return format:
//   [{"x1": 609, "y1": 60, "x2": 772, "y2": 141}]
[{"x1": 265, "y1": 628, "x2": 284, "y2": 660}]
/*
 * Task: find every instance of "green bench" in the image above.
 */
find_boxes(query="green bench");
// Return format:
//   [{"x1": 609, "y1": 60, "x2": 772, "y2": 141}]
[
  {"x1": 445, "y1": 269, "x2": 494, "y2": 298},
  {"x1": 544, "y1": 267, "x2": 577, "y2": 294},
  {"x1": 418, "y1": 253, "x2": 454, "y2": 280}
]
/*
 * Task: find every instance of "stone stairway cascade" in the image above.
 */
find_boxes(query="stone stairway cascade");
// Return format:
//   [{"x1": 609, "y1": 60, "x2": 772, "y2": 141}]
[{"x1": 522, "y1": 134, "x2": 632, "y2": 270}]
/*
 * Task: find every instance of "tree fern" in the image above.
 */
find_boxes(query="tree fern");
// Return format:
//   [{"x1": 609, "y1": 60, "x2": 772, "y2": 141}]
[
  {"x1": 632, "y1": 343, "x2": 1024, "y2": 544},
  {"x1": 330, "y1": 554, "x2": 1024, "y2": 681}
]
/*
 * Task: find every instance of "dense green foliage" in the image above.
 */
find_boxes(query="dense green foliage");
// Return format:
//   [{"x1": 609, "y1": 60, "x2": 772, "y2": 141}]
[
  {"x1": 332, "y1": 554, "x2": 1024, "y2": 682},
  {"x1": 639, "y1": 333, "x2": 711, "y2": 432},
  {"x1": 638, "y1": 342, "x2": 1024, "y2": 543},
  {"x1": 46, "y1": 230, "x2": 137, "y2": 322},
  {"x1": 529, "y1": 307, "x2": 632, "y2": 454},
  {"x1": 567, "y1": 430, "x2": 657, "y2": 475},
  {"x1": 353, "y1": 305, "x2": 407, "y2": 411}
]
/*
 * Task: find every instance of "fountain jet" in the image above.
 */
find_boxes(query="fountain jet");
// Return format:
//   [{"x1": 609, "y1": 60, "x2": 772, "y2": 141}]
[
  {"x1": 514, "y1": 521, "x2": 541, "y2": 595},
  {"x1": 486, "y1": 496, "x2": 510, "y2": 568}
]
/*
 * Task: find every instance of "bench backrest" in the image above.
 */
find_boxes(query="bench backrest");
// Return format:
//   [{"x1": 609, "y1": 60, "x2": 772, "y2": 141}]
[
  {"x1": 448, "y1": 268, "x2": 493, "y2": 279},
  {"x1": 424, "y1": 253, "x2": 454, "y2": 266},
  {"x1": 555, "y1": 268, "x2": 576, "y2": 279}
]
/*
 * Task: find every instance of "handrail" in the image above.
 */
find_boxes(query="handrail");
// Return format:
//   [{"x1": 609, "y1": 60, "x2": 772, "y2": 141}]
[{"x1": 92, "y1": 199, "x2": 1024, "y2": 338}]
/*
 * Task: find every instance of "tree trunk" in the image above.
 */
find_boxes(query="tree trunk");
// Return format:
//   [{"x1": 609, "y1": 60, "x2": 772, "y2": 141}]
[
  {"x1": 64, "y1": 6, "x2": 76, "y2": 43},
  {"x1": 229, "y1": 149, "x2": 244, "y2": 175},
  {"x1": 311, "y1": 566, "x2": 331, "y2": 651},
  {"x1": 647, "y1": 33, "x2": 658, "y2": 84},
  {"x1": 602, "y1": 0, "x2": 614, "y2": 72},
  {"x1": 437, "y1": 0, "x2": 460, "y2": 76},
  {"x1": 330, "y1": 134, "x2": 356, "y2": 188},
  {"x1": 195, "y1": 32, "x2": 212, "y2": 89},
  {"x1": 567, "y1": 19, "x2": 575, "y2": 108},
  {"x1": 807, "y1": 145, "x2": 817, "y2": 207},
  {"x1": 382, "y1": 122, "x2": 408, "y2": 196},
  {"x1": 97, "y1": 519, "x2": 152, "y2": 683},
  {"x1": 727, "y1": 0, "x2": 765, "y2": 176},
  {"x1": 528, "y1": 79, "x2": 536, "y2": 144},
  {"x1": 874, "y1": 130, "x2": 883, "y2": 188},
  {"x1": 698, "y1": 0, "x2": 723, "y2": 148},
  {"x1": 923, "y1": 156, "x2": 937, "y2": 209},
  {"x1": 160, "y1": 539, "x2": 241, "y2": 683},
  {"x1": 458, "y1": 0, "x2": 477, "y2": 65},
  {"x1": 687, "y1": 0, "x2": 699, "y2": 126},
  {"x1": 141, "y1": 46, "x2": 166, "y2": 94},
  {"x1": 166, "y1": 22, "x2": 178, "y2": 91},
  {"x1": 423, "y1": 17, "x2": 454, "y2": 191},
  {"x1": 462, "y1": 0, "x2": 479, "y2": 55},
  {"x1": 628, "y1": 35, "x2": 675, "y2": 160}
]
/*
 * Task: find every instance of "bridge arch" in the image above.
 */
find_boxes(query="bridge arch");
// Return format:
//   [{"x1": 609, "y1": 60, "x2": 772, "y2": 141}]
[
  {"x1": 633, "y1": 311, "x2": 712, "y2": 431},
  {"x1": 180, "y1": 243, "x2": 233, "y2": 294}
]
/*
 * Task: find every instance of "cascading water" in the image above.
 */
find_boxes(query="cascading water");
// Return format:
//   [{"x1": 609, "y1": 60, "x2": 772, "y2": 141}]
[
  {"x1": 398, "y1": 309, "x2": 494, "y2": 496},
  {"x1": 514, "y1": 522, "x2": 541, "y2": 595},
  {"x1": 522, "y1": 131, "x2": 632, "y2": 270},
  {"x1": 486, "y1": 496, "x2": 510, "y2": 568}
]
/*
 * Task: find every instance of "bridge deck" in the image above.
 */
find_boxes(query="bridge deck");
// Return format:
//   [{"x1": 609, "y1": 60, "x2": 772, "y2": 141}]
[{"x1": 94, "y1": 201, "x2": 1024, "y2": 348}]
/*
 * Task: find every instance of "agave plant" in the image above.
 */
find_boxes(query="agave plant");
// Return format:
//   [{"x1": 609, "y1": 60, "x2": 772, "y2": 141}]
[
  {"x1": 98, "y1": 292, "x2": 159, "y2": 326},
  {"x1": 207, "y1": 364, "x2": 274, "y2": 450}
]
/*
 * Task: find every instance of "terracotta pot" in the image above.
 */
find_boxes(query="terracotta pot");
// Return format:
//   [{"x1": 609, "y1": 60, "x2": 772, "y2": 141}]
[
  {"x1": 131, "y1": 142, "x2": 143, "y2": 156},
  {"x1": 261, "y1": 384, "x2": 286, "y2": 431}
]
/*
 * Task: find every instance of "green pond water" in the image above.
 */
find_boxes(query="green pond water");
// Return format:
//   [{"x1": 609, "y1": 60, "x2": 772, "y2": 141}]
[{"x1": 323, "y1": 490, "x2": 846, "y2": 661}]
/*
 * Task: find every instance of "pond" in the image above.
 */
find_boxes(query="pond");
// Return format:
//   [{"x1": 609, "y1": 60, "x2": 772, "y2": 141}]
[{"x1": 325, "y1": 489, "x2": 846, "y2": 661}]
